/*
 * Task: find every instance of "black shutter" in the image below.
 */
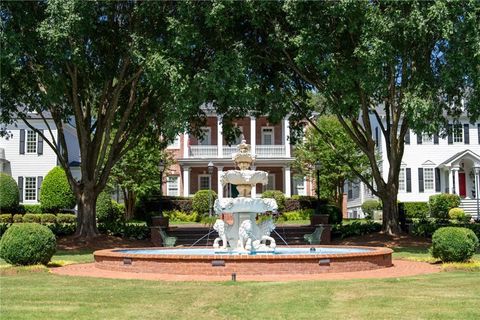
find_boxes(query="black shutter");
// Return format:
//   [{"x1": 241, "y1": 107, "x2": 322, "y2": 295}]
[
  {"x1": 405, "y1": 129, "x2": 410, "y2": 145},
  {"x1": 37, "y1": 130, "x2": 43, "y2": 155},
  {"x1": 447, "y1": 124, "x2": 453, "y2": 145},
  {"x1": 19, "y1": 129, "x2": 25, "y2": 154},
  {"x1": 433, "y1": 133, "x2": 439, "y2": 144},
  {"x1": 37, "y1": 176, "x2": 43, "y2": 201},
  {"x1": 464, "y1": 124, "x2": 469, "y2": 144},
  {"x1": 18, "y1": 176, "x2": 24, "y2": 202},
  {"x1": 435, "y1": 168, "x2": 441, "y2": 192},
  {"x1": 418, "y1": 168, "x2": 424, "y2": 193},
  {"x1": 478, "y1": 123, "x2": 480, "y2": 144},
  {"x1": 417, "y1": 132, "x2": 422, "y2": 145},
  {"x1": 406, "y1": 168, "x2": 412, "y2": 193},
  {"x1": 375, "y1": 127, "x2": 379, "y2": 147}
]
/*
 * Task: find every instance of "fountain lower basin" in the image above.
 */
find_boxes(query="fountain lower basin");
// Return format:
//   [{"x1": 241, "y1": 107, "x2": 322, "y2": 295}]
[{"x1": 94, "y1": 246, "x2": 393, "y2": 275}]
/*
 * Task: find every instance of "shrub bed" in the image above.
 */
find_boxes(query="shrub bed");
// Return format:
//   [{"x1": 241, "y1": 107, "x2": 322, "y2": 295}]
[
  {"x1": 98, "y1": 222, "x2": 149, "y2": 240},
  {"x1": 429, "y1": 194, "x2": 460, "y2": 219},
  {"x1": 0, "y1": 214, "x2": 13, "y2": 223},
  {"x1": 278, "y1": 209, "x2": 314, "y2": 221},
  {"x1": 403, "y1": 202, "x2": 429, "y2": 219},
  {"x1": 430, "y1": 227, "x2": 479, "y2": 262},
  {"x1": 261, "y1": 190, "x2": 285, "y2": 212},
  {"x1": 0, "y1": 223, "x2": 56, "y2": 265},
  {"x1": 0, "y1": 173, "x2": 19, "y2": 212},
  {"x1": 22, "y1": 213, "x2": 41, "y2": 223},
  {"x1": 332, "y1": 221, "x2": 382, "y2": 239},
  {"x1": 163, "y1": 210, "x2": 199, "y2": 223}
]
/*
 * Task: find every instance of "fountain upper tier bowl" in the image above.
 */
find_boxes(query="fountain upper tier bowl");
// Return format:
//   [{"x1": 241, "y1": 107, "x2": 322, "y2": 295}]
[
  {"x1": 220, "y1": 170, "x2": 268, "y2": 186},
  {"x1": 214, "y1": 197, "x2": 277, "y2": 214}
]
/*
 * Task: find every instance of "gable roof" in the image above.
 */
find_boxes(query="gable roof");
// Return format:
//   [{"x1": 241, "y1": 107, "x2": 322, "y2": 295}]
[{"x1": 439, "y1": 149, "x2": 480, "y2": 167}]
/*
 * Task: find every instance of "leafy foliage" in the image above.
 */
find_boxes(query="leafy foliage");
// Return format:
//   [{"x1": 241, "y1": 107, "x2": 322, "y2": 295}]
[
  {"x1": 192, "y1": 190, "x2": 217, "y2": 216},
  {"x1": 448, "y1": 208, "x2": 466, "y2": 221},
  {"x1": 403, "y1": 202, "x2": 430, "y2": 219},
  {"x1": 22, "y1": 214, "x2": 41, "y2": 223},
  {"x1": 40, "y1": 167, "x2": 76, "y2": 213},
  {"x1": 22, "y1": 204, "x2": 42, "y2": 214},
  {"x1": 0, "y1": 173, "x2": 19, "y2": 212},
  {"x1": 279, "y1": 209, "x2": 313, "y2": 222},
  {"x1": 96, "y1": 192, "x2": 123, "y2": 224},
  {"x1": 0, "y1": 223, "x2": 56, "y2": 265},
  {"x1": 163, "y1": 210, "x2": 199, "y2": 223},
  {"x1": 332, "y1": 221, "x2": 382, "y2": 239},
  {"x1": 261, "y1": 190, "x2": 286, "y2": 212},
  {"x1": 293, "y1": 115, "x2": 370, "y2": 206},
  {"x1": 430, "y1": 227, "x2": 479, "y2": 262},
  {"x1": 0, "y1": 214, "x2": 13, "y2": 223},
  {"x1": 318, "y1": 205, "x2": 343, "y2": 225},
  {"x1": 429, "y1": 194, "x2": 461, "y2": 219}
]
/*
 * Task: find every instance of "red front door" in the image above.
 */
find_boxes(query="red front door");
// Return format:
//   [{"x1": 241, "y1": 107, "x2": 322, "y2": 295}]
[{"x1": 459, "y1": 172, "x2": 466, "y2": 197}]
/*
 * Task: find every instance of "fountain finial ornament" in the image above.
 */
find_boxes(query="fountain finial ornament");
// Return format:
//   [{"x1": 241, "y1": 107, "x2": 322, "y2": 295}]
[{"x1": 233, "y1": 139, "x2": 255, "y2": 170}]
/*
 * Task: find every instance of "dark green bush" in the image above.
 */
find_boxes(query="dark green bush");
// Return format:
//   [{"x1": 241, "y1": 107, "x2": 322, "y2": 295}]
[
  {"x1": 332, "y1": 221, "x2": 382, "y2": 239},
  {"x1": 40, "y1": 213, "x2": 57, "y2": 224},
  {"x1": 0, "y1": 223, "x2": 9, "y2": 237},
  {"x1": 98, "y1": 222, "x2": 149, "y2": 240},
  {"x1": 284, "y1": 196, "x2": 327, "y2": 212},
  {"x1": 39, "y1": 167, "x2": 76, "y2": 213},
  {"x1": 261, "y1": 190, "x2": 285, "y2": 212},
  {"x1": 429, "y1": 194, "x2": 460, "y2": 219},
  {"x1": 13, "y1": 214, "x2": 23, "y2": 223},
  {"x1": 0, "y1": 214, "x2": 13, "y2": 223},
  {"x1": 192, "y1": 190, "x2": 217, "y2": 215},
  {"x1": 361, "y1": 200, "x2": 382, "y2": 219},
  {"x1": 56, "y1": 213, "x2": 76, "y2": 224},
  {"x1": 23, "y1": 204, "x2": 42, "y2": 214},
  {"x1": 430, "y1": 227, "x2": 479, "y2": 262},
  {"x1": 318, "y1": 205, "x2": 343, "y2": 224},
  {"x1": 0, "y1": 223, "x2": 56, "y2": 265},
  {"x1": 0, "y1": 173, "x2": 19, "y2": 212},
  {"x1": 96, "y1": 192, "x2": 123, "y2": 223},
  {"x1": 403, "y1": 202, "x2": 430, "y2": 219},
  {"x1": 22, "y1": 213, "x2": 41, "y2": 223}
]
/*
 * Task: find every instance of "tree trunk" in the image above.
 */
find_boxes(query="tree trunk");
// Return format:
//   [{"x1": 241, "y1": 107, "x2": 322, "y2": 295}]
[
  {"x1": 124, "y1": 189, "x2": 136, "y2": 221},
  {"x1": 379, "y1": 187, "x2": 401, "y2": 235},
  {"x1": 74, "y1": 187, "x2": 100, "y2": 240}
]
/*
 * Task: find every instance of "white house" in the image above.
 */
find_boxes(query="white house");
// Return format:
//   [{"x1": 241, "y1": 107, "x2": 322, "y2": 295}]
[
  {"x1": 0, "y1": 116, "x2": 80, "y2": 205},
  {"x1": 346, "y1": 114, "x2": 480, "y2": 219}
]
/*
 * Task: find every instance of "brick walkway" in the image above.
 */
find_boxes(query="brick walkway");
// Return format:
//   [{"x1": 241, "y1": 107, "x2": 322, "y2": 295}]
[{"x1": 51, "y1": 260, "x2": 440, "y2": 282}]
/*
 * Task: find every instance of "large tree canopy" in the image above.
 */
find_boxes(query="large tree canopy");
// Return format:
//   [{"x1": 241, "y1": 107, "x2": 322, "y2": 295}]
[
  {"x1": 0, "y1": 1, "x2": 214, "y2": 238},
  {"x1": 198, "y1": 0, "x2": 479, "y2": 234}
]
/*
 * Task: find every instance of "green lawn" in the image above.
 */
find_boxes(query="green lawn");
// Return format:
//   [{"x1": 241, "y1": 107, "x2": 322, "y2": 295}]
[{"x1": 1, "y1": 270, "x2": 479, "y2": 320}]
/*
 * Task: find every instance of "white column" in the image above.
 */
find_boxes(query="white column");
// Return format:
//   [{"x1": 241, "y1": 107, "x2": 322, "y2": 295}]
[
  {"x1": 250, "y1": 116, "x2": 256, "y2": 155},
  {"x1": 217, "y1": 166, "x2": 223, "y2": 199},
  {"x1": 183, "y1": 167, "x2": 190, "y2": 197},
  {"x1": 183, "y1": 132, "x2": 189, "y2": 158},
  {"x1": 284, "y1": 165, "x2": 291, "y2": 197},
  {"x1": 452, "y1": 167, "x2": 460, "y2": 195},
  {"x1": 217, "y1": 116, "x2": 223, "y2": 158},
  {"x1": 283, "y1": 116, "x2": 291, "y2": 157},
  {"x1": 448, "y1": 168, "x2": 454, "y2": 194}
]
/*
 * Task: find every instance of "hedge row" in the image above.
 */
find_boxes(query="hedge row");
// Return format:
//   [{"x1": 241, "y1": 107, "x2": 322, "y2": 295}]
[
  {"x1": 409, "y1": 217, "x2": 480, "y2": 238},
  {"x1": 0, "y1": 213, "x2": 76, "y2": 224}
]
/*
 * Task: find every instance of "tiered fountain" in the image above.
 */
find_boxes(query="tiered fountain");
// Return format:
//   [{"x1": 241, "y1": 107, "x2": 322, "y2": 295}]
[
  {"x1": 94, "y1": 141, "x2": 393, "y2": 276},
  {"x1": 212, "y1": 140, "x2": 278, "y2": 252}
]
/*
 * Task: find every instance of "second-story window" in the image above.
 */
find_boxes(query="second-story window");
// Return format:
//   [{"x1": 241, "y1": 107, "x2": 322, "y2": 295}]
[
  {"x1": 422, "y1": 133, "x2": 433, "y2": 144},
  {"x1": 261, "y1": 127, "x2": 274, "y2": 145},
  {"x1": 453, "y1": 124, "x2": 463, "y2": 143},
  {"x1": 26, "y1": 130, "x2": 37, "y2": 153},
  {"x1": 199, "y1": 127, "x2": 211, "y2": 145}
]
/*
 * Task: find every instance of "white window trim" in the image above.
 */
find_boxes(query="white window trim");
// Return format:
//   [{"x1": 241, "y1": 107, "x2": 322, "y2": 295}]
[
  {"x1": 24, "y1": 176, "x2": 37, "y2": 202},
  {"x1": 167, "y1": 135, "x2": 181, "y2": 149},
  {"x1": 261, "y1": 126, "x2": 274, "y2": 145},
  {"x1": 398, "y1": 167, "x2": 406, "y2": 192},
  {"x1": 198, "y1": 174, "x2": 211, "y2": 190},
  {"x1": 166, "y1": 176, "x2": 180, "y2": 196},
  {"x1": 292, "y1": 176, "x2": 307, "y2": 196},
  {"x1": 26, "y1": 130, "x2": 37, "y2": 154},
  {"x1": 199, "y1": 127, "x2": 212, "y2": 145},
  {"x1": 421, "y1": 133, "x2": 434, "y2": 145},
  {"x1": 453, "y1": 124, "x2": 463, "y2": 144},
  {"x1": 423, "y1": 167, "x2": 435, "y2": 191},
  {"x1": 263, "y1": 173, "x2": 275, "y2": 192}
]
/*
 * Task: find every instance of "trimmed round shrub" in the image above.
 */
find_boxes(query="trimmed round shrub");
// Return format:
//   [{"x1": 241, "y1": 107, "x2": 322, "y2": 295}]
[
  {"x1": 13, "y1": 214, "x2": 23, "y2": 223},
  {"x1": 429, "y1": 193, "x2": 460, "y2": 219},
  {"x1": 430, "y1": 227, "x2": 479, "y2": 262},
  {"x1": 96, "y1": 192, "x2": 123, "y2": 223},
  {"x1": 448, "y1": 207, "x2": 466, "y2": 221},
  {"x1": 192, "y1": 190, "x2": 218, "y2": 215},
  {"x1": 0, "y1": 223, "x2": 56, "y2": 265},
  {"x1": 0, "y1": 214, "x2": 13, "y2": 223},
  {"x1": 40, "y1": 167, "x2": 76, "y2": 213},
  {"x1": 261, "y1": 190, "x2": 286, "y2": 212},
  {"x1": 0, "y1": 173, "x2": 19, "y2": 212},
  {"x1": 361, "y1": 200, "x2": 382, "y2": 219}
]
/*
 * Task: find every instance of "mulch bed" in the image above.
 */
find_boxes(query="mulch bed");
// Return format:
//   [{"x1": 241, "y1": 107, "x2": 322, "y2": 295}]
[
  {"x1": 57, "y1": 234, "x2": 153, "y2": 251},
  {"x1": 332, "y1": 232, "x2": 431, "y2": 248}
]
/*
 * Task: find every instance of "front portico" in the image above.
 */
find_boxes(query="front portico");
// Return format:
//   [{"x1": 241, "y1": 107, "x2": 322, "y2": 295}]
[{"x1": 439, "y1": 149, "x2": 480, "y2": 199}]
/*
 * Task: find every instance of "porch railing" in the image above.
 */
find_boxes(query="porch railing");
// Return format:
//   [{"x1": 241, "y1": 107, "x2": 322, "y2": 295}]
[{"x1": 188, "y1": 144, "x2": 288, "y2": 158}]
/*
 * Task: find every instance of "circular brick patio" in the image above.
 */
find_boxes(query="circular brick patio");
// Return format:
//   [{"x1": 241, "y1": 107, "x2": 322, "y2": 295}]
[{"x1": 51, "y1": 259, "x2": 440, "y2": 282}]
